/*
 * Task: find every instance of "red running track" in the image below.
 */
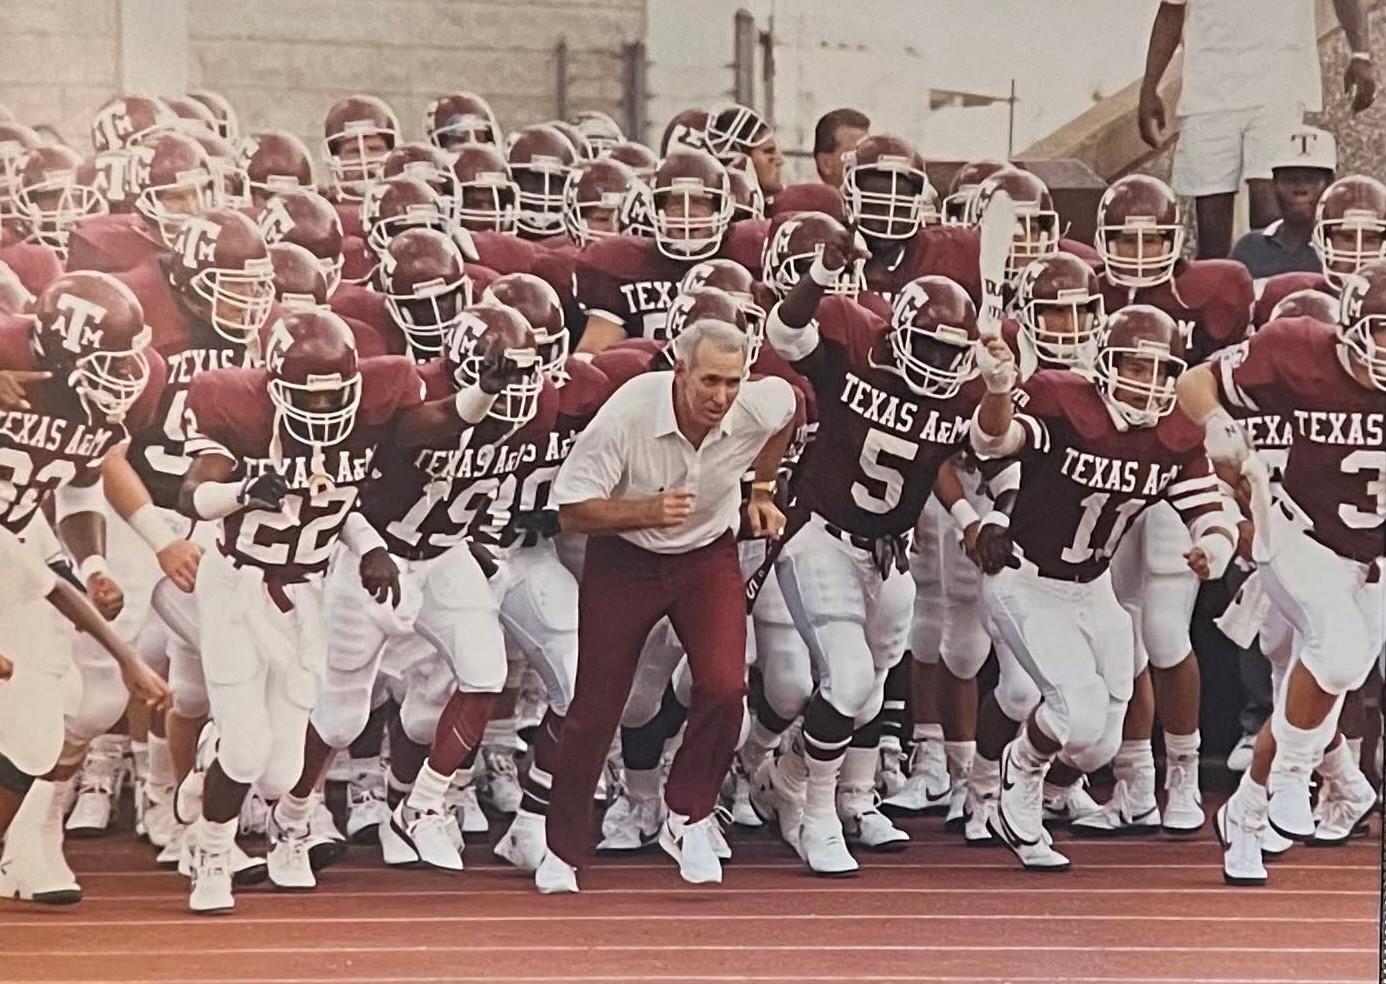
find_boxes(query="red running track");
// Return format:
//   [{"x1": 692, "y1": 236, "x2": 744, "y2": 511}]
[{"x1": 1, "y1": 811, "x2": 1378, "y2": 984}]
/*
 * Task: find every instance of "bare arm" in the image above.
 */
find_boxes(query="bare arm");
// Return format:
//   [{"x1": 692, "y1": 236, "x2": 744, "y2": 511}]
[
  {"x1": 752, "y1": 420, "x2": 796, "y2": 485},
  {"x1": 1333, "y1": 0, "x2": 1370, "y2": 54},
  {"x1": 558, "y1": 495, "x2": 678, "y2": 535},
  {"x1": 574, "y1": 314, "x2": 627, "y2": 356},
  {"x1": 1175, "y1": 362, "x2": 1224, "y2": 423},
  {"x1": 102, "y1": 444, "x2": 201, "y2": 592},
  {"x1": 46, "y1": 577, "x2": 171, "y2": 711},
  {"x1": 1137, "y1": 2, "x2": 1185, "y2": 147},
  {"x1": 1334, "y1": 0, "x2": 1377, "y2": 113}
]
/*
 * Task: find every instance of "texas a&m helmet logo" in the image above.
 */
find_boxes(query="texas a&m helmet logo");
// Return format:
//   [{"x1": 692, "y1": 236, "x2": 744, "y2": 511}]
[
  {"x1": 50, "y1": 292, "x2": 111, "y2": 354},
  {"x1": 173, "y1": 216, "x2": 221, "y2": 271},
  {"x1": 264, "y1": 318, "x2": 294, "y2": 374},
  {"x1": 257, "y1": 196, "x2": 296, "y2": 245}
]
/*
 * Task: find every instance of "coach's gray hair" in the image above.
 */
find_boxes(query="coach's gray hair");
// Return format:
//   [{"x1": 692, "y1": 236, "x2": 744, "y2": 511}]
[{"x1": 672, "y1": 318, "x2": 750, "y2": 371}]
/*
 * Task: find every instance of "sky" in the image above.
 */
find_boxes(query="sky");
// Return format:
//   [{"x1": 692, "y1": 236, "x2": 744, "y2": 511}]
[{"x1": 647, "y1": 0, "x2": 1162, "y2": 175}]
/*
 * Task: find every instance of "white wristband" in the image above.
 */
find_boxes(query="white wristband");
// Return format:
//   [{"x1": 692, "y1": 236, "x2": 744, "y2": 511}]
[
  {"x1": 948, "y1": 499, "x2": 981, "y2": 531},
  {"x1": 191, "y1": 481, "x2": 244, "y2": 521},
  {"x1": 1193, "y1": 531, "x2": 1235, "y2": 580},
  {"x1": 79, "y1": 555, "x2": 110, "y2": 582},
  {"x1": 1351, "y1": 51, "x2": 1372, "y2": 62},
  {"x1": 454, "y1": 384, "x2": 498, "y2": 425},
  {"x1": 808, "y1": 255, "x2": 843, "y2": 287},
  {"x1": 128, "y1": 504, "x2": 179, "y2": 554},
  {"x1": 980, "y1": 511, "x2": 1010, "y2": 530},
  {"x1": 340, "y1": 511, "x2": 389, "y2": 557}
]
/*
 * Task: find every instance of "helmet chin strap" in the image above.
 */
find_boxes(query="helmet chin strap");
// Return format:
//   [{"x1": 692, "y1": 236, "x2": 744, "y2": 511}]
[{"x1": 269, "y1": 412, "x2": 334, "y2": 498}]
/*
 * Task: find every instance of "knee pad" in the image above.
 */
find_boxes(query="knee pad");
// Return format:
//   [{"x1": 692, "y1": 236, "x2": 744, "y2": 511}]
[
  {"x1": 63, "y1": 648, "x2": 129, "y2": 745},
  {"x1": 169, "y1": 638, "x2": 210, "y2": 720},
  {"x1": 994, "y1": 649, "x2": 1041, "y2": 723},
  {"x1": 398, "y1": 664, "x2": 454, "y2": 745},
  {"x1": 310, "y1": 694, "x2": 374, "y2": 751},
  {"x1": 853, "y1": 670, "x2": 888, "y2": 729},
  {"x1": 257, "y1": 754, "x2": 304, "y2": 802},
  {"x1": 216, "y1": 725, "x2": 273, "y2": 787},
  {"x1": 1064, "y1": 700, "x2": 1126, "y2": 774},
  {"x1": 136, "y1": 615, "x2": 171, "y2": 677},
  {"x1": 940, "y1": 614, "x2": 991, "y2": 680},
  {"x1": 758, "y1": 630, "x2": 814, "y2": 722},
  {"x1": 1300, "y1": 622, "x2": 1374, "y2": 696},
  {"x1": 1141, "y1": 573, "x2": 1198, "y2": 669},
  {"x1": 817, "y1": 644, "x2": 879, "y2": 720},
  {"x1": 1036, "y1": 675, "x2": 1110, "y2": 751}
]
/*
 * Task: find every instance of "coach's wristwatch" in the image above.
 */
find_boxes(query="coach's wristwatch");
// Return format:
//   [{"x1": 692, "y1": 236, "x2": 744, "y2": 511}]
[{"x1": 751, "y1": 479, "x2": 778, "y2": 497}]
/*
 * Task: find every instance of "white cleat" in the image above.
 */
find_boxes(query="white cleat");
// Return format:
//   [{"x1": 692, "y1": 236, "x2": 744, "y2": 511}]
[
  {"x1": 494, "y1": 810, "x2": 547, "y2": 872},
  {"x1": 267, "y1": 814, "x2": 317, "y2": 891},
  {"x1": 1267, "y1": 771, "x2": 1315, "y2": 842},
  {"x1": 748, "y1": 759, "x2": 805, "y2": 856},
  {"x1": 0, "y1": 782, "x2": 82, "y2": 905},
  {"x1": 880, "y1": 742, "x2": 951, "y2": 816},
  {"x1": 798, "y1": 814, "x2": 859, "y2": 877},
  {"x1": 1226, "y1": 733, "x2": 1256, "y2": 773},
  {"x1": 990, "y1": 742, "x2": 1070, "y2": 872},
  {"x1": 944, "y1": 780, "x2": 969, "y2": 830},
  {"x1": 838, "y1": 790, "x2": 909, "y2": 852},
  {"x1": 157, "y1": 824, "x2": 187, "y2": 868},
  {"x1": 238, "y1": 788, "x2": 270, "y2": 839},
  {"x1": 345, "y1": 770, "x2": 391, "y2": 844},
  {"x1": 1309, "y1": 775, "x2": 1377, "y2": 847},
  {"x1": 188, "y1": 842, "x2": 235, "y2": 914},
  {"x1": 1161, "y1": 760, "x2": 1205, "y2": 834},
  {"x1": 381, "y1": 802, "x2": 463, "y2": 871},
  {"x1": 964, "y1": 788, "x2": 998, "y2": 847},
  {"x1": 479, "y1": 749, "x2": 523, "y2": 815},
  {"x1": 1215, "y1": 803, "x2": 1268, "y2": 886},
  {"x1": 1070, "y1": 780, "x2": 1160, "y2": 838},
  {"x1": 445, "y1": 780, "x2": 491, "y2": 836},
  {"x1": 659, "y1": 812, "x2": 723, "y2": 885},
  {"x1": 1259, "y1": 823, "x2": 1295, "y2": 859},
  {"x1": 534, "y1": 850, "x2": 579, "y2": 894},
  {"x1": 725, "y1": 758, "x2": 763, "y2": 828},
  {"x1": 1042, "y1": 780, "x2": 1102, "y2": 826},
  {"x1": 65, "y1": 742, "x2": 125, "y2": 838},
  {"x1": 306, "y1": 792, "x2": 346, "y2": 871},
  {"x1": 876, "y1": 741, "x2": 906, "y2": 799},
  {"x1": 597, "y1": 789, "x2": 663, "y2": 852}
]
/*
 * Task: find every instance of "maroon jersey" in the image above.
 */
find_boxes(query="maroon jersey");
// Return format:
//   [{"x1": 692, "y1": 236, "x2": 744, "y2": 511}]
[
  {"x1": 862, "y1": 225, "x2": 984, "y2": 308},
  {"x1": 0, "y1": 317, "x2": 166, "y2": 533},
  {"x1": 327, "y1": 284, "x2": 406, "y2": 358},
  {"x1": 574, "y1": 226, "x2": 767, "y2": 342},
  {"x1": 184, "y1": 356, "x2": 424, "y2": 579},
  {"x1": 65, "y1": 213, "x2": 161, "y2": 275},
  {"x1": 471, "y1": 231, "x2": 545, "y2": 276},
  {"x1": 0, "y1": 240, "x2": 61, "y2": 297},
  {"x1": 1254, "y1": 271, "x2": 1331, "y2": 328},
  {"x1": 1007, "y1": 372, "x2": 1224, "y2": 581},
  {"x1": 532, "y1": 232, "x2": 573, "y2": 252},
  {"x1": 1214, "y1": 318, "x2": 1386, "y2": 563},
  {"x1": 769, "y1": 183, "x2": 846, "y2": 221},
  {"x1": 1100, "y1": 259, "x2": 1253, "y2": 366},
  {"x1": 331, "y1": 201, "x2": 364, "y2": 243},
  {"x1": 789, "y1": 295, "x2": 981, "y2": 539}
]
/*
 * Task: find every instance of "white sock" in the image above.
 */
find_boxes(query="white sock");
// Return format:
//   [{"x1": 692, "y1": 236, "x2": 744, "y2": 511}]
[
  {"x1": 130, "y1": 740, "x2": 150, "y2": 783},
  {"x1": 837, "y1": 744, "x2": 878, "y2": 795},
  {"x1": 147, "y1": 735, "x2": 174, "y2": 789},
  {"x1": 1113, "y1": 739, "x2": 1154, "y2": 780},
  {"x1": 804, "y1": 754, "x2": 844, "y2": 820},
  {"x1": 405, "y1": 763, "x2": 451, "y2": 813},
  {"x1": 1269, "y1": 706, "x2": 1319, "y2": 776},
  {"x1": 1012, "y1": 728, "x2": 1052, "y2": 774},
  {"x1": 739, "y1": 718, "x2": 781, "y2": 774},
  {"x1": 1345, "y1": 736, "x2": 1363, "y2": 762},
  {"x1": 970, "y1": 755, "x2": 1000, "y2": 796},
  {"x1": 1317, "y1": 738, "x2": 1361, "y2": 786},
  {"x1": 196, "y1": 816, "x2": 237, "y2": 853},
  {"x1": 274, "y1": 793, "x2": 312, "y2": 835},
  {"x1": 1228, "y1": 773, "x2": 1269, "y2": 819},
  {"x1": 623, "y1": 767, "x2": 661, "y2": 801},
  {"x1": 913, "y1": 722, "x2": 944, "y2": 743},
  {"x1": 943, "y1": 740, "x2": 976, "y2": 782},
  {"x1": 1163, "y1": 730, "x2": 1200, "y2": 763}
]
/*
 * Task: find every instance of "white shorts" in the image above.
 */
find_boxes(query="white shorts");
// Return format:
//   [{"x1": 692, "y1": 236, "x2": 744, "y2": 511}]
[
  {"x1": 0, "y1": 605, "x2": 79, "y2": 776},
  {"x1": 1172, "y1": 103, "x2": 1306, "y2": 197}
]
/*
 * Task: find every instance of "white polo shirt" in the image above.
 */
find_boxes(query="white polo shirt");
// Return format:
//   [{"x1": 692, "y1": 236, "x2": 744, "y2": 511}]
[
  {"x1": 1167, "y1": 0, "x2": 1322, "y2": 115},
  {"x1": 553, "y1": 371, "x2": 797, "y2": 554}
]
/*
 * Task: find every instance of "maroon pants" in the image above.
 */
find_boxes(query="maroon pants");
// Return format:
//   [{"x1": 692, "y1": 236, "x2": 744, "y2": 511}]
[{"x1": 546, "y1": 532, "x2": 747, "y2": 867}]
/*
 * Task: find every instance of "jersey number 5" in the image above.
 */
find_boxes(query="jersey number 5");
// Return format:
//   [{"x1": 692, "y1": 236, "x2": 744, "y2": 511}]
[{"x1": 852, "y1": 429, "x2": 919, "y2": 515}]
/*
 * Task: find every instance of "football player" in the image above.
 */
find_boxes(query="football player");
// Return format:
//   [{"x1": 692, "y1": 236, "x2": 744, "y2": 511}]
[
  {"x1": 236, "y1": 130, "x2": 316, "y2": 210},
  {"x1": 969, "y1": 305, "x2": 1239, "y2": 871},
  {"x1": 424, "y1": 92, "x2": 501, "y2": 150},
  {"x1": 1180, "y1": 261, "x2": 1386, "y2": 885},
  {"x1": 11, "y1": 145, "x2": 107, "y2": 262}
]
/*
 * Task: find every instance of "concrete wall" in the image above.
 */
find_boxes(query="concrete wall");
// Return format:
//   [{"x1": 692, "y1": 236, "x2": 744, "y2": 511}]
[{"x1": 0, "y1": 0, "x2": 645, "y2": 160}]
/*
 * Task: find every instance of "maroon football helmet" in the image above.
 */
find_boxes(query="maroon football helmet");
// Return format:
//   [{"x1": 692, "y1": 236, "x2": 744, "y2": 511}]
[
  {"x1": 842, "y1": 134, "x2": 930, "y2": 241},
  {"x1": 424, "y1": 92, "x2": 501, "y2": 149},
  {"x1": 508, "y1": 125, "x2": 579, "y2": 238},
  {"x1": 383, "y1": 142, "x2": 458, "y2": 206},
  {"x1": 1312, "y1": 175, "x2": 1386, "y2": 287},
  {"x1": 359, "y1": 175, "x2": 448, "y2": 256},
  {"x1": 379, "y1": 227, "x2": 472, "y2": 359},
  {"x1": 14, "y1": 145, "x2": 107, "y2": 257},
  {"x1": 128, "y1": 131, "x2": 215, "y2": 247},
  {"x1": 549, "y1": 120, "x2": 594, "y2": 161},
  {"x1": 257, "y1": 188, "x2": 346, "y2": 294},
  {"x1": 562, "y1": 158, "x2": 641, "y2": 245},
  {"x1": 660, "y1": 108, "x2": 711, "y2": 156},
  {"x1": 723, "y1": 153, "x2": 765, "y2": 223},
  {"x1": 678, "y1": 258, "x2": 765, "y2": 337},
  {"x1": 187, "y1": 90, "x2": 240, "y2": 140},
  {"x1": 32, "y1": 271, "x2": 152, "y2": 423},
  {"x1": 762, "y1": 211, "x2": 865, "y2": 299},
  {"x1": 1096, "y1": 304, "x2": 1187, "y2": 426},
  {"x1": 889, "y1": 276, "x2": 978, "y2": 398},
  {"x1": 90, "y1": 95, "x2": 177, "y2": 153},
  {"x1": 704, "y1": 104, "x2": 774, "y2": 162},
  {"x1": 1095, "y1": 174, "x2": 1184, "y2": 288},
  {"x1": 649, "y1": 148, "x2": 733, "y2": 260},
  {"x1": 263, "y1": 309, "x2": 362, "y2": 448},
  {"x1": 322, "y1": 95, "x2": 400, "y2": 199},
  {"x1": 163, "y1": 95, "x2": 220, "y2": 133},
  {"x1": 663, "y1": 286, "x2": 756, "y2": 364},
  {"x1": 0, "y1": 122, "x2": 41, "y2": 223},
  {"x1": 606, "y1": 141, "x2": 658, "y2": 180},
  {"x1": 968, "y1": 167, "x2": 1060, "y2": 277},
  {"x1": 450, "y1": 143, "x2": 518, "y2": 233},
  {"x1": 447, "y1": 302, "x2": 543, "y2": 424},
  {"x1": 236, "y1": 130, "x2": 315, "y2": 207},
  {"x1": 269, "y1": 242, "x2": 330, "y2": 310},
  {"x1": 1014, "y1": 252, "x2": 1106, "y2": 370},
  {"x1": 572, "y1": 110, "x2": 625, "y2": 155},
  {"x1": 482, "y1": 273, "x2": 568, "y2": 382},
  {"x1": 942, "y1": 159, "x2": 1007, "y2": 226},
  {"x1": 168, "y1": 208, "x2": 276, "y2": 344},
  {"x1": 1336, "y1": 260, "x2": 1386, "y2": 390},
  {"x1": 184, "y1": 127, "x2": 247, "y2": 209},
  {"x1": 1267, "y1": 288, "x2": 1340, "y2": 325},
  {"x1": 0, "y1": 262, "x2": 32, "y2": 316}
]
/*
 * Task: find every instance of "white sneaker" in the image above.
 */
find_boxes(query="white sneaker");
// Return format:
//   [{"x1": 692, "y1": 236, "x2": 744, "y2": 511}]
[
  {"x1": 1042, "y1": 780, "x2": 1101, "y2": 825},
  {"x1": 0, "y1": 782, "x2": 82, "y2": 904},
  {"x1": 307, "y1": 792, "x2": 346, "y2": 870},
  {"x1": 534, "y1": 850, "x2": 578, "y2": 894},
  {"x1": 157, "y1": 823, "x2": 186, "y2": 868},
  {"x1": 175, "y1": 722, "x2": 220, "y2": 827},
  {"x1": 798, "y1": 814, "x2": 859, "y2": 876},
  {"x1": 188, "y1": 841, "x2": 235, "y2": 914},
  {"x1": 707, "y1": 811, "x2": 733, "y2": 861},
  {"x1": 1226, "y1": 733, "x2": 1256, "y2": 773},
  {"x1": 837, "y1": 789, "x2": 909, "y2": 852},
  {"x1": 1162, "y1": 759, "x2": 1205, "y2": 834},
  {"x1": 990, "y1": 742, "x2": 1069, "y2": 872},
  {"x1": 1215, "y1": 802, "x2": 1268, "y2": 886},
  {"x1": 598, "y1": 789, "x2": 663, "y2": 851},
  {"x1": 964, "y1": 791, "x2": 998, "y2": 846},
  {"x1": 1267, "y1": 770, "x2": 1315, "y2": 842},
  {"x1": 445, "y1": 780, "x2": 490, "y2": 836},
  {"x1": 1070, "y1": 780, "x2": 1161, "y2": 838},
  {"x1": 1260, "y1": 823, "x2": 1295, "y2": 858},
  {"x1": 238, "y1": 788, "x2": 270, "y2": 839},
  {"x1": 1310, "y1": 774, "x2": 1377, "y2": 846},
  {"x1": 141, "y1": 784, "x2": 177, "y2": 849},
  {"x1": 725, "y1": 758, "x2": 763, "y2": 828},
  {"x1": 381, "y1": 802, "x2": 463, "y2": 871},
  {"x1": 65, "y1": 742, "x2": 125, "y2": 838},
  {"x1": 479, "y1": 749, "x2": 523, "y2": 815},
  {"x1": 345, "y1": 770, "x2": 391, "y2": 844},
  {"x1": 659, "y1": 812, "x2": 722, "y2": 885},
  {"x1": 944, "y1": 780, "x2": 969, "y2": 830},
  {"x1": 748, "y1": 758, "x2": 805, "y2": 856},
  {"x1": 876, "y1": 742, "x2": 906, "y2": 798},
  {"x1": 268, "y1": 811, "x2": 316, "y2": 891},
  {"x1": 231, "y1": 842, "x2": 268, "y2": 887},
  {"x1": 494, "y1": 810, "x2": 547, "y2": 871},
  {"x1": 880, "y1": 742, "x2": 951, "y2": 815}
]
